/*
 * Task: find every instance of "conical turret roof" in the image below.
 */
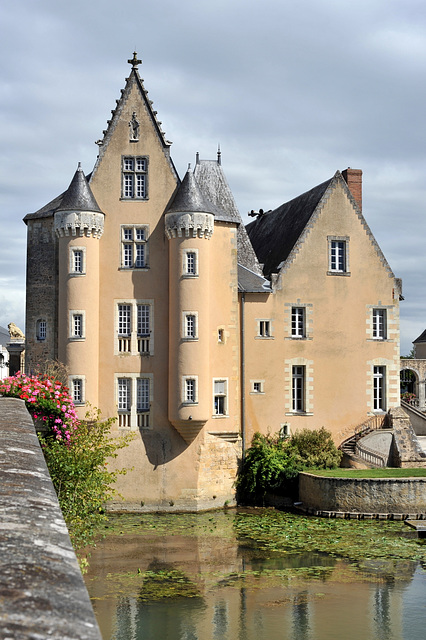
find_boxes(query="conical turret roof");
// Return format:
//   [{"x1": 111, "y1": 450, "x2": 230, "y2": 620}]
[
  {"x1": 59, "y1": 164, "x2": 102, "y2": 213},
  {"x1": 166, "y1": 169, "x2": 217, "y2": 216}
]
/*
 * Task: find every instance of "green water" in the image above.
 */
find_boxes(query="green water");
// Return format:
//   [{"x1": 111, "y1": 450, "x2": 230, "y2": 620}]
[{"x1": 84, "y1": 509, "x2": 426, "y2": 640}]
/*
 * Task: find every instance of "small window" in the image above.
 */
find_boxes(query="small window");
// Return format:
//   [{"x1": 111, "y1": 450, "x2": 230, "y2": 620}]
[
  {"x1": 36, "y1": 319, "x2": 47, "y2": 341},
  {"x1": 185, "y1": 378, "x2": 196, "y2": 404},
  {"x1": 373, "y1": 366, "x2": 386, "y2": 411},
  {"x1": 328, "y1": 237, "x2": 349, "y2": 274},
  {"x1": 218, "y1": 328, "x2": 224, "y2": 343},
  {"x1": 214, "y1": 379, "x2": 227, "y2": 416},
  {"x1": 292, "y1": 366, "x2": 305, "y2": 412},
  {"x1": 373, "y1": 309, "x2": 387, "y2": 340},
  {"x1": 72, "y1": 378, "x2": 84, "y2": 404},
  {"x1": 186, "y1": 251, "x2": 197, "y2": 275},
  {"x1": 291, "y1": 307, "x2": 305, "y2": 338},
  {"x1": 258, "y1": 320, "x2": 271, "y2": 338},
  {"x1": 122, "y1": 156, "x2": 148, "y2": 200},
  {"x1": 71, "y1": 313, "x2": 83, "y2": 339},
  {"x1": 252, "y1": 381, "x2": 264, "y2": 394},
  {"x1": 185, "y1": 314, "x2": 197, "y2": 339},
  {"x1": 73, "y1": 250, "x2": 83, "y2": 273}
]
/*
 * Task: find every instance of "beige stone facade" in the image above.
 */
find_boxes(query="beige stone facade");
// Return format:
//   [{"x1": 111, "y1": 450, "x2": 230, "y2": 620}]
[{"x1": 24, "y1": 56, "x2": 401, "y2": 510}]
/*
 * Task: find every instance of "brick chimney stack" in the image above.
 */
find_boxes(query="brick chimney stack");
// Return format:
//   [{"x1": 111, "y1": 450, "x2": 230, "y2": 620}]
[{"x1": 342, "y1": 168, "x2": 362, "y2": 212}]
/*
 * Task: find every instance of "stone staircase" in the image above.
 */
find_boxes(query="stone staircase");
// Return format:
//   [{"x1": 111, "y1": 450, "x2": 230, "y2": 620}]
[{"x1": 339, "y1": 413, "x2": 391, "y2": 466}]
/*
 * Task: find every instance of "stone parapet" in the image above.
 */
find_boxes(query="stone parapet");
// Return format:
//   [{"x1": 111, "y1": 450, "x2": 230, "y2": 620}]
[
  {"x1": 390, "y1": 406, "x2": 426, "y2": 467},
  {"x1": 0, "y1": 396, "x2": 101, "y2": 639},
  {"x1": 299, "y1": 471, "x2": 426, "y2": 514}
]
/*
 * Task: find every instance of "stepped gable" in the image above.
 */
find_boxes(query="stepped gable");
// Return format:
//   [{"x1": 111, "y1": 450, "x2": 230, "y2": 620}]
[
  {"x1": 194, "y1": 156, "x2": 263, "y2": 275},
  {"x1": 246, "y1": 177, "x2": 333, "y2": 278},
  {"x1": 91, "y1": 52, "x2": 178, "y2": 181}
]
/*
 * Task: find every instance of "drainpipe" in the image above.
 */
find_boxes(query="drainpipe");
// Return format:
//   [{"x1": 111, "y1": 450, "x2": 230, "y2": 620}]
[{"x1": 241, "y1": 292, "x2": 246, "y2": 459}]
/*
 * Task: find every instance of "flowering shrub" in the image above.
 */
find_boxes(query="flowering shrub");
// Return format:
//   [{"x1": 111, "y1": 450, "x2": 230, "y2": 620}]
[
  {"x1": 402, "y1": 392, "x2": 417, "y2": 404},
  {"x1": 0, "y1": 372, "x2": 78, "y2": 442},
  {"x1": 0, "y1": 372, "x2": 134, "y2": 560}
]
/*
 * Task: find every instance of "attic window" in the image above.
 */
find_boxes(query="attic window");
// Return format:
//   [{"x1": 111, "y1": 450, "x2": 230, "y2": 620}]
[{"x1": 327, "y1": 236, "x2": 350, "y2": 276}]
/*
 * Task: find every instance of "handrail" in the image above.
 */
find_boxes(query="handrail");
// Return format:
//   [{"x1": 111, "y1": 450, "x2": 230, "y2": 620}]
[{"x1": 340, "y1": 412, "x2": 391, "y2": 448}]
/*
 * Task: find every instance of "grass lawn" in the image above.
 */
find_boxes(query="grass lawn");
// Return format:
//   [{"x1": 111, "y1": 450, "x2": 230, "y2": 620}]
[{"x1": 305, "y1": 468, "x2": 426, "y2": 478}]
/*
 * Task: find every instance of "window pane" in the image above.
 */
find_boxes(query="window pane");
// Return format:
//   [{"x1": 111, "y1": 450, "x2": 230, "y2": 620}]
[
  {"x1": 137, "y1": 305, "x2": 150, "y2": 336},
  {"x1": 118, "y1": 305, "x2": 131, "y2": 335},
  {"x1": 136, "y1": 174, "x2": 146, "y2": 198},
  {"x1": 73, "y1": 314, "x2": 82, "y2": 337},
  {"x1": 135, "y1": 228, "x2": 145, "y2": 241},
  {"x1": 124, "y1": 158, "x2": 134, "y2": 171},
  {"x1": 137, "y1": 378, "x2": 150, "y2": 412},
  {"x1": 124, "y1": 174, "x2": 134, "y2": 197},
  {"x1": 185, "y1": 379, "x2": 195, "y2": 403},
  {"x1": 123, "y1": 243, "x2": 133, "y2": 267},
  {"x1": 118, "y1": 378, "x2": 130, "y2": 411},
  {"x1": 73, "y1": 250, "x2": 83, "y2": 273},
  {"x1": 135, "y1": 244, "x2": 145, "y2": 267},
  {"x1": 187, "y1": 252, "x2": 196, "y2": 274},
  {"x1": 136, "y1": 157, "x2": 146, "y2": 172},
  {"x1": 186, "y1": 315, "x2": 196, "y2": 338},
  {"x1": 73, "y1": 379, "x2": 82, "y2": 403}
]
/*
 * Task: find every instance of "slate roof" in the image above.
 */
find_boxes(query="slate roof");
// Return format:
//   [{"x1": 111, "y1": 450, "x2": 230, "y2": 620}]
[
  {"x1": 24, "y1": 168, "x2": 98, "y2": 222},
  {"x1": 245, "y1": 177, "x2": 334, "y2": 278},
  {"x1": 0, "y1": 325, "x2": 9, "y2": 346},
  {"x1": 166, "y1": 169, "x2": 217, "y2": 215},
  {"x1": 194, "y1": 159, "x2": 263, "y2": 275},
  {"x1": 238, "y1": 265, "x2": 271, "y2": 293},
  {"x1": 414, "y1": 330, "x2": 426, "y2": 344}
]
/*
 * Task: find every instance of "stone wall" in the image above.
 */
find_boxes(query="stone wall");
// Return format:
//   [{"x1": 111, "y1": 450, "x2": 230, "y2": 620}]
[
  {"x1": 390, "y1": 406, "x2": 426, "y2": 468},
  {"x1": 299, "y1": 471, "x2": 426, "y2": 515},
  {"x1": 0, "y1": 396, "x2": 101, "y2": 639}
]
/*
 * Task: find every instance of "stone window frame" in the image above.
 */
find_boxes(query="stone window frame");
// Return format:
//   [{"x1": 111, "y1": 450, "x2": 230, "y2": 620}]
[
  {"x1": 327, "y1": 236, "x2": 351, "y2": 276},
  {"x1": 69, "y1": 247, "x2": 86, "y2": 276},
  {"x1": 69, "y1": 310, "x2": 85, "y2": 341},
  {"x1": 69, "y1": 375, "x2": 85, "y2": 406},
  {"x1": 115, "y1": 372, "x2": 154, "y2": 430},
  {"x1": 119, "y1": 225, "x2": 149, "y2": 271},
  {"x1": 182, "y1": 249, "x2": 199, "y2": 277},
  {"x1": 121, "y1": 155, "x2": 149, "y2": 201}
]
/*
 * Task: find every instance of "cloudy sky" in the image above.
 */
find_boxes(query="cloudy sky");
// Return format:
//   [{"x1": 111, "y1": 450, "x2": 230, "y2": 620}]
[{"x1": 1, "y1": 0, "x2": 426, "y2": 354}]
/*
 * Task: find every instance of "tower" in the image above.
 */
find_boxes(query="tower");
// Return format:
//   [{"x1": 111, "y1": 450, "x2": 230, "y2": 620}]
[
  {"x1": 165, "y1": 169, "x2": 216, "y2": 443},
  {"x1": 54, "y1": 164, "x2": 104, "y2": 411}
]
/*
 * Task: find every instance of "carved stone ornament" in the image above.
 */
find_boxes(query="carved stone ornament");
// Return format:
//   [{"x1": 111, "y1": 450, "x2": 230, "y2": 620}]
[
  {"x1": 129, "y1": 112, "x2": 140, "y2": 141},
  {"x1": 165, "y1": 212, "x2": 214, "y2": 239},
  {"x1": 54, "y1": 211, "x2": 105, "y2": 238},
  {"x1": 8, "y1": 323, "x2": 25, "y2": 340}
]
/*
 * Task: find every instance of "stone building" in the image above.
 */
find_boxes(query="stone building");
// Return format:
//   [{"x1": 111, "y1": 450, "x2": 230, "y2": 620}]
[{"x1": 24, "y1": 55, "x2": 402, "y2": 510}]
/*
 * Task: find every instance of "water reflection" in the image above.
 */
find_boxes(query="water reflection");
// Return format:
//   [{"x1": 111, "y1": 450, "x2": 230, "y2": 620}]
[{"x1": 85, "y1": 512, "x2": 426, "y2": 640}]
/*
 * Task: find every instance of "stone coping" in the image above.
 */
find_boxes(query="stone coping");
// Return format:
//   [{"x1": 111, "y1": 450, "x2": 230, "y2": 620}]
[{"x1": 0, "y1": 396, "x2": 101, "y2": 639}]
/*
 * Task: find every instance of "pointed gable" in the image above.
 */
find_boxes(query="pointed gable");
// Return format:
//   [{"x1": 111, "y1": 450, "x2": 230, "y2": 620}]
[{"x1": 91, "y1": 53, "x2": 178, "y2": 182}]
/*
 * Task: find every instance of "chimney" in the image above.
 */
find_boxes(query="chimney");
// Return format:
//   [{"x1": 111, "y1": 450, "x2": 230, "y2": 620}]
[{"x1": 342, "y1": 168, "x2": 362, "y2": 212}]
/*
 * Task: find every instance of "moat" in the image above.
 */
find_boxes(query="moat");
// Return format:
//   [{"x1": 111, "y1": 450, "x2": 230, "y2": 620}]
[{"x1": 84, "y1": 509, "x2": 426, "y2": 640}]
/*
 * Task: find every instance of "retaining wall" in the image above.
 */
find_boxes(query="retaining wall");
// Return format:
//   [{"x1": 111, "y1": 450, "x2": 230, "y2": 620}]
[
  {"x1": 0, "y1": 396, "x2": 101, "y2": 639},
  {"x1": 299, "y1": 471, "x2": 426, "y2": 515}
]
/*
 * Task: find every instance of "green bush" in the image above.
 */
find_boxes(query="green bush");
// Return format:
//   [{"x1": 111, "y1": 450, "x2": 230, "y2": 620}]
[
  {"x1": 39, "y1": 408, "x2": 134, "y2": 554},
  {"x1": 236, "y1": 428, "x2": 341, "y2": 505}
]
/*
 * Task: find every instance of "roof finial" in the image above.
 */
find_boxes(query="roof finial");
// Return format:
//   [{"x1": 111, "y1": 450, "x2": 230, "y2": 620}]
[
  {"x1": 187, "y1": 163, "x2": 191, "y2": 172},
  {"x1": 217, "y1": 144, "x2": 221, "y2": 165},
  {"x1": 128, "y1": 52, "x2": 142, "y2": 69}
]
